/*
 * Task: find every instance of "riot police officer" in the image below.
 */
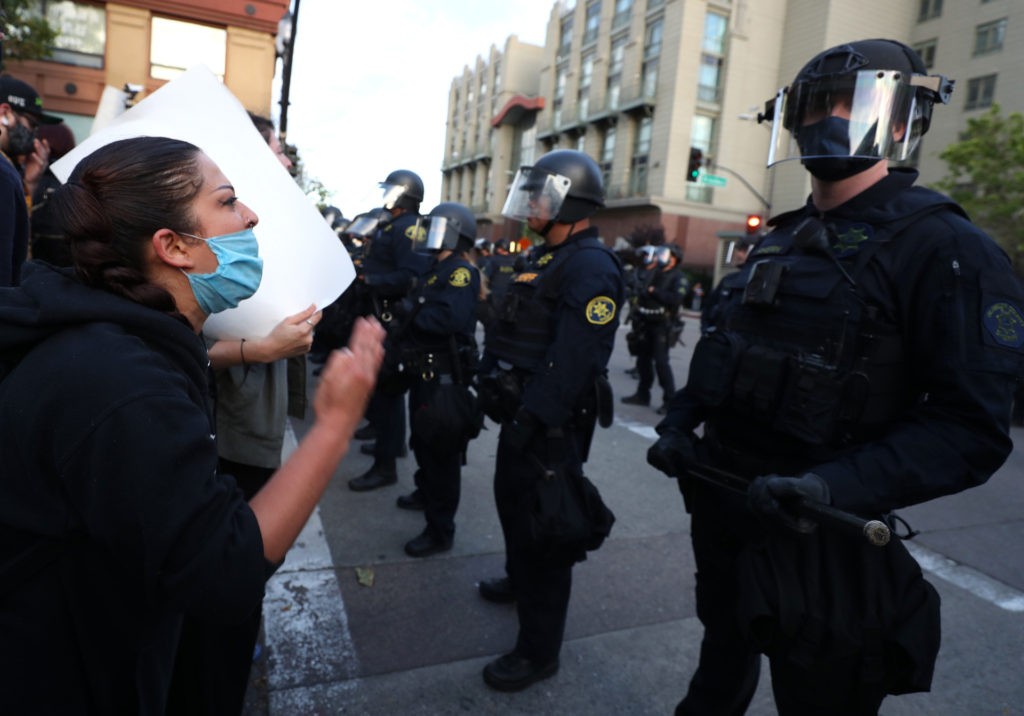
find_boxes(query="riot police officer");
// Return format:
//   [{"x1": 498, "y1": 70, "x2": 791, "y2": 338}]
[
  {"x1": 647, "y1": 39, "x2": 1024, "y2": 715},
  {"x1": 396, "y1": 202, "x2": 482, "y2": 557},
  {"x1": 349, "y1": 170, "x2": 430, "y2": 491},
  {"x1": 478, "y1": 237, "x2": 518, "y2": 328},
  {"x1": 621, "y1": 245, "x2": 685, "y2": 413},
  {"x1": 477, "y1": 149, "x2": 624, "y2": 691}
]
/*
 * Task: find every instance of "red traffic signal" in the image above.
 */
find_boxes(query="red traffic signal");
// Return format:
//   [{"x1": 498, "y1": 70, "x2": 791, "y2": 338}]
[{"x1": 745, "y1": 214, "x2": 763, "y2": 234}]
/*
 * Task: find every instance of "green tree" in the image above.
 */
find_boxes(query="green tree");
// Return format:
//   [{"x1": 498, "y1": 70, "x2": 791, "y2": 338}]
[
  {"x1": 1, "y1": 0, "x2": 58, "y2": 66},
  {"x1": 936, "y1": 104, "x2": 1024, "y2": 273}
]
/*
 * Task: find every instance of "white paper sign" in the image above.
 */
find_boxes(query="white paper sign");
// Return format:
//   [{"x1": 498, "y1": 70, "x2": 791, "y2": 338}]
[{"x1": 52, "y1": 66, "x2": 354, "y2": 340}]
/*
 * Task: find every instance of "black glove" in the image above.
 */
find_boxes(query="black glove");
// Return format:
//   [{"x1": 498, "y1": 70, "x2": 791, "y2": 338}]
[
  {"x1": 646, "y1": 427, "x2": 699, "y2": 478},
  {"x1": 747, "y1": 472, "x2": 831, "y2": 533}
]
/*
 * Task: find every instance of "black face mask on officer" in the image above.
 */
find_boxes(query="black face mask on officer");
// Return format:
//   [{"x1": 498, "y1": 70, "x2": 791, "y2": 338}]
[{"x1": 796, "y1": 117, "x2": 881, "y2": 181}]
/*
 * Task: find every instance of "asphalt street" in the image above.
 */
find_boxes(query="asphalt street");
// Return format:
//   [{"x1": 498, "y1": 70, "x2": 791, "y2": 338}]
[{"x1": 243, "y1": 314, "x2": 1024, "y2": 716}]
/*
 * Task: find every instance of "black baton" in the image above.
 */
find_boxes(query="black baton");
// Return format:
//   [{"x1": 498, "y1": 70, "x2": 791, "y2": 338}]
[{"x1": 686, "y1": 463, "x2": 891, "y2": 547}]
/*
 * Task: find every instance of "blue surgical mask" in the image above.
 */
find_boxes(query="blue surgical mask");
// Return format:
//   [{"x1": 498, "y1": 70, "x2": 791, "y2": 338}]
[{"x1": 181, "y1": 227, "x2": 263, "y2": 314}]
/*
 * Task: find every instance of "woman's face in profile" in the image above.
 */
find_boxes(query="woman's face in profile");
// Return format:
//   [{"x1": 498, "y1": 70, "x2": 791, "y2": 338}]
[{"x1": 187, "y1": 153, "x2": 260, "y2": 273}]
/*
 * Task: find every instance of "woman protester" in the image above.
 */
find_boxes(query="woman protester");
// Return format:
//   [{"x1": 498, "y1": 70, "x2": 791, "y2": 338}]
[{"x1": 0, "y1": 136, "x2": 384, "y2": 714}]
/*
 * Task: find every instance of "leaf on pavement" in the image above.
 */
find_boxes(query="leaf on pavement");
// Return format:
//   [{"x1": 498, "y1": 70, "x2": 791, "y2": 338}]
[{"x1": 355, "y1": 566, "x2": 375, "y2": 587}]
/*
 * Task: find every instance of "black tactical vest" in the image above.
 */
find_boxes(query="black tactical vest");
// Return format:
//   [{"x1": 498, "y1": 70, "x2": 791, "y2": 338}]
[
  {"x1": 689, "y1": 192, "x2": 959, "y2": 467},
  {"x1": 486, "y1": 237, "x2": 603, "y2": 372}
]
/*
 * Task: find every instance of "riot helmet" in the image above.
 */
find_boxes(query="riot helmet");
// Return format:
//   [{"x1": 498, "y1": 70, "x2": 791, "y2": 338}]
[
  {"x1": 345, "y1": 207, "x2": 392, "y2": 239},
  {"x1": 420, "y1": 202, "x2": 477, "y2": 253},
  {"x1": 638, "y1": 245, "x2": 672, "y2": 267},
  {"x1": 320, "y1": 205, "x2": 349, "y2": 235},
  {"x1": 379, "y1": 169, "x2": 424, "y2": 211},
  {"x1": 758, "y1": 39, "x2": 953, "y2": 180},
  {"x1": 502, "y1": 149, "x2": 605, "y2": 226}
]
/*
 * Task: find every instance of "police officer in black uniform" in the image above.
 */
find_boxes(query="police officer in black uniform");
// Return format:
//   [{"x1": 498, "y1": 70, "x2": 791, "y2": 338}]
[
  {"x1": 349, "y1": 170, "x2": 430, "y2": 491},
  {"x1": 476, "y1": 149, "x2": 624, "y2": 691},
  {"x1": 647, "y1": 39, "x2": 1024, "y2": 715},
  {"x1": 478, "y1": 237, "x2": 518, "y2": 328},
  {"x1": 396, "y1": 202, "x2": 482, "y2": 557},
  {"x1": 621, "y1": 245, "x2": 685, "y2": 414}
]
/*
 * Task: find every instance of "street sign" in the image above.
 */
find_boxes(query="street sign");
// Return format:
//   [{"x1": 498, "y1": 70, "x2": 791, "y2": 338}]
[{"x1": 699, "y1": 173, "x2": 727, "y2": 187}]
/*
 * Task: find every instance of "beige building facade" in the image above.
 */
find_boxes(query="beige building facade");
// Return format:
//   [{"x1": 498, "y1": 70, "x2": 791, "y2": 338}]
[
  {"x1": 5, "y1": 0, "x2": 287, "y2": 144},
  {"x1": 442, "y1": 0, "x2": 1024, "y2": 275}
]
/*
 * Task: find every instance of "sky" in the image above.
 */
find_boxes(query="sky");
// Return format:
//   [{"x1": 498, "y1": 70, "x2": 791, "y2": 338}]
[{"x1": 277, "y1": 1, "x2": 560, "y2": 218}]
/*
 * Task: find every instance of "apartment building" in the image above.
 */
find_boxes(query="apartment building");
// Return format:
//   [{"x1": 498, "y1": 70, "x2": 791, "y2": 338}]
[
  {"x1": 442, "y1": 0, "x2": 1024, "y2": 273},
  {"x1": 3, "y1": 0, "x2": 288, "y2": 143}
]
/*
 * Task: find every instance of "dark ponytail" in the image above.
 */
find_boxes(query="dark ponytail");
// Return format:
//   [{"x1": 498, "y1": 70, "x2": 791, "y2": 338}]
[{"x1": 49, "y1": 136, "x2": 205, "y2": 318}]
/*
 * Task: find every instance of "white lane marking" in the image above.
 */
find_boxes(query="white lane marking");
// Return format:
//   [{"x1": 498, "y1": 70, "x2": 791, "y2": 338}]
[
  {"x1": 262, "y1": 422, "x2": 361, "y2": 709},
  {"x1": 906, "y1": 541, "x2": 1024, "y2": 613},
  {"x1": 615, "y1": 417, "x2": 660, "y2": 441},
  {"x1": 614, "y1": 417, "x2": 1024, "y2": 613}
]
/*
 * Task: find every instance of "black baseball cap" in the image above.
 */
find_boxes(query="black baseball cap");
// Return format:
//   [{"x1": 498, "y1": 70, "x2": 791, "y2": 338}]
[{"x1": 0, "y1": 76, "x2": 63, "y2": 124}]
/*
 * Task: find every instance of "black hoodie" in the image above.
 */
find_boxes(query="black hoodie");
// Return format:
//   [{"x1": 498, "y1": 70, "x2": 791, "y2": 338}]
[{"x1": 0, "y1": 262, "x2": 272, "y2": 714}]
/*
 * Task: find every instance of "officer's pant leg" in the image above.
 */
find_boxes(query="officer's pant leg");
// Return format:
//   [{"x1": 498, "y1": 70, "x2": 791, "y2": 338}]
[
  {"x1": 652, "y1": 330, "x2": 676, "y2": 401},
  {"x1": 418, "y1": 448, "x2": 460, "y2": 541},
  {"x1": 768, "y1": 653, "x2": 886, "y2": 716},
  {"x1": 494, "y1": 427, "x2": 572, "y2": 665},
  {"x1": 636, "y1": 331, "x2": 655, "y2": 397},
  {"x1": 676, "y1": 482, "x2": 761, "y2": 716},
  {"x1": 373, "y1": 392, "x2": 406, "y2": 462}
]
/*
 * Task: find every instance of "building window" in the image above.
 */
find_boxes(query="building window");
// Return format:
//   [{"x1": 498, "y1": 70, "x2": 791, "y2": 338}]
[
  {"x1": 35, "y1": 0, "x2": 106, "y2": 69},
  {"x1": 519, "y1": 123, "x2": 537, "y2": 167},
  {"x1": 647, "y1": 0, "x2": 665, "y2": 9},
  {"x1": 559, "y1": 16, "x2": 574, "y2": 57},
  {"x1": 918, "y1": 0, "x2": 943, "y2": 21},
  {"x1": 965, "y1": 74, "x2": 997, "y2": 109},
  {"x1": 698, "y1": 13, "x2": 727, "y2": 103},
  {"x1": 554, "y1": 65, "x2": 567, "y2": 127},
  {"x1": 613, "y1": 0, "x2": 633, "y2": 31},
  {"x1": 579, "y1": 53, "x2": 594, "y2": 119},
  {"x1": 912, "y1": 39, "x2": 937, "y2": 69},
  {"x1": 607, "y1": 35, "x2": 627, "y2": 110},
  {"x1": 974, "y1": 18, "x2": 1007, "y2": 55},
  {"x1": 641, "y1": 18, "x2": 662, "y2": 99},
  {"x1": 150, "y1": 17, "x2": 226, "y2": 80},
  {"x1": 600, "y1": 125, "x2": 616, "y2": 187},
  {"x1": 584, "y1": 1, "x2": 602, "y2": 45},
  {"x1": 576, "y1": 133, "x2": 587, "y2": 152},
  {"x1": 630, "y1": 115, "x2": 652, "y2": 195}
]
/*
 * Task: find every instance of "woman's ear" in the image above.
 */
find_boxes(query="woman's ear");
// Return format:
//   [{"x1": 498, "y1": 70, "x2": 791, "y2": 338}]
[{"x1": 151, "y1": 229, "x2": 195, "y2": 269}]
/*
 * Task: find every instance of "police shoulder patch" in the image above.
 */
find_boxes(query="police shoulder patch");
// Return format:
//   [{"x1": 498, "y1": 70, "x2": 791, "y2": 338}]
[
  {"x1": 404, "y1": 224, "x2": 427, "y2": 242},
  {"x1": 586, "y1": 296, "x2": 617, "y2": 325},
  {"x1": 537, "y1": 252, "x2": 554, "y2": 267},
  {"x1": 516, "y1": 272, "x2": 539, "y2": 283},
  {"x1": 983, "y1": 301, "x2": 1024, "y2": 349},
  {"x1": 449, "y1": 267, "x2": 472, "y2": 287}
]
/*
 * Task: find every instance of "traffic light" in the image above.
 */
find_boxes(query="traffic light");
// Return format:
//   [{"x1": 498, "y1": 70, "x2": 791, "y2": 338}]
[
  {"x1": 687, "y1": 146, "x2": 704, "y2": 182},
  {"x1": 745, "y1": 214, "x2": 763, "y2": 234}
]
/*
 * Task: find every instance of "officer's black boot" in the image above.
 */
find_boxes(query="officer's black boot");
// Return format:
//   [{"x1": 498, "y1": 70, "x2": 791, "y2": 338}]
[
  {"x1": 478, "y1": 576, "x2": 516, "y2": 603},
  {"x1": 621, "y1": 392, "x2": 650, "y2": 406},
  {"x1": 360, "y1": 441, "x2": 408, "y2": 457},
  {"x1": 348, "y1": 459, "x2": 398, "y2": 492},
  {"x1": 403, "y1": 528, "x2": 453, "y2": 558},
  {"x1": 353, "y1": 423, "x2": 377, "y2": 441}
]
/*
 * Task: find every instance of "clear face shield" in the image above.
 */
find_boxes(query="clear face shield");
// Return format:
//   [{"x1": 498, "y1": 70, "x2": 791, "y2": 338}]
[
  {"x1": 378, "y1": 182, "x2": 409, "y2": 211},
  {"x1": 417, "y1": 216, "x2": 461, "y2": 253},
  {"x1": 763, "y1": 70, "x2": 932, "y2": 167},
  {"x1": 345, "y1": 211, "x2": 390, "y2": 240},
  {"x1": 501, "y1": 167, "x2": 572, "y2": 222}
]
